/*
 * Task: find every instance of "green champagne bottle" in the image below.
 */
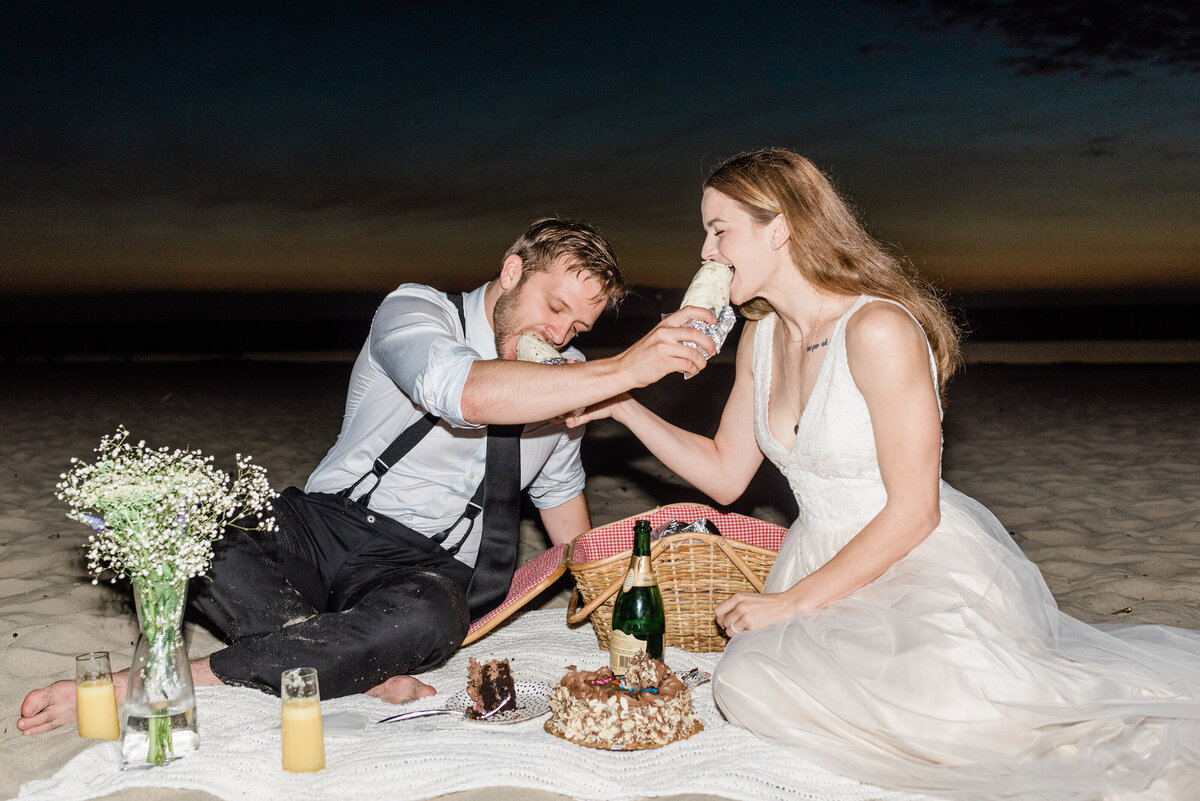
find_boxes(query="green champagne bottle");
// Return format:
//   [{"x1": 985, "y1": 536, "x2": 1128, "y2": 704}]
[{"x1": 609, "y1": 519, "x2": 666, "y2": 675}]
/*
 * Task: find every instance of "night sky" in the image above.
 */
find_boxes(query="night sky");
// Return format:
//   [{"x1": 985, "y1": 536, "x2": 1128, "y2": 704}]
[{"x1": 3, "y1": 1, "x2": 1198, "y2": 298}]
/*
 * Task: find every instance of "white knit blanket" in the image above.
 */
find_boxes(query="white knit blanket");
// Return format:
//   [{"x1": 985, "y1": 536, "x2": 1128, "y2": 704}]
[{"x1": 16, "y1": 610, "x2": 926, "y2": 801}]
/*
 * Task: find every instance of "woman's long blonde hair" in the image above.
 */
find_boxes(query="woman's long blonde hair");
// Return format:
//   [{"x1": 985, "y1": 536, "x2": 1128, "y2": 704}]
[{"x1": 705, "y1": 148, "x2": 961, "y2": 396}]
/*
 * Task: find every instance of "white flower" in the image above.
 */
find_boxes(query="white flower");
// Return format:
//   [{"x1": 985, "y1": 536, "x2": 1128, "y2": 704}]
[{"x1": 57, "y1": 426, "x2": 277, "y2": 584}]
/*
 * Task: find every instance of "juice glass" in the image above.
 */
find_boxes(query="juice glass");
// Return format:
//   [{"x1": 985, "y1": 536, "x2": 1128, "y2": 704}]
[
  {"x1": 76, "y1": 651, "x2": 120, "y2": 740},
  {"x1": 281, "y1": 667, "x2": 324, "y2": 772}
]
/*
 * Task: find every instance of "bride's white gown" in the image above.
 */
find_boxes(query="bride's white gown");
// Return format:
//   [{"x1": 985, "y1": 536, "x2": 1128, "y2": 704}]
[{"x1": 711, "y1": 296, "x2": 1200, "y2": 800}]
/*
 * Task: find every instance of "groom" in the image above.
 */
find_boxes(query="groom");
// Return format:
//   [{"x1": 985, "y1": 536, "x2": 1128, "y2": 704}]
[{"x1": 18, "y1": 217, "x2": 717, "y2": 734}]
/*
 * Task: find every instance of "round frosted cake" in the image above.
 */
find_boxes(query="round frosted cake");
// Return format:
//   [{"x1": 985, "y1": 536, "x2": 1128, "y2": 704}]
[{"x1": 544, "y1": 652, "x2": 701, "y2": 749}]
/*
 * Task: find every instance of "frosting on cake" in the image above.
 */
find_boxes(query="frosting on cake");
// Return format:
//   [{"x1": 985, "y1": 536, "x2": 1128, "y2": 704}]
[{"x1": 545, "y1": 653, "x2": 700, "y2": 749}]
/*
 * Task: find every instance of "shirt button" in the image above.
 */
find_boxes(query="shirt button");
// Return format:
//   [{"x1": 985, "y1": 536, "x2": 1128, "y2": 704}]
[
  {"x1": 468, "y1": 472, "x2": 475, "y2": 480},
  {"x1": 406, "y1": 515, "x2": 414, "y2": 522}
]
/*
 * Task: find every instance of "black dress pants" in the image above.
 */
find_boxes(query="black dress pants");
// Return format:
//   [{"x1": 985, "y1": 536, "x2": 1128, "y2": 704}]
[{"x1": 190, "y1": 488, "x2": 473, "y2": 698}]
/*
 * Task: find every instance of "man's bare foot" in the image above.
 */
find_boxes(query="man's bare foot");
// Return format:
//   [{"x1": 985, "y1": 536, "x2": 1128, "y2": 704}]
[
  {"x1": 366, "y1": 675, "x2": 436, "y2": 705},
  {"x1": 17, "y1": 657, "x2": 220, "y2": 736},
  {"x1": 18, "y1": 670, "x2": 129, "y2": 736}
]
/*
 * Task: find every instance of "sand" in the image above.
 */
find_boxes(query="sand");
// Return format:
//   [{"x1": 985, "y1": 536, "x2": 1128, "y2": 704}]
[{"x1": 2, "y1": 348, "x2": 1199, "y2": 800}]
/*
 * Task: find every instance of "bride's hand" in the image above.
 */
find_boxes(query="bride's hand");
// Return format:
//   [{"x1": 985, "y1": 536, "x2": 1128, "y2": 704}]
[
  {"x1": 714, "y1": 590, "x2": 801, "y2": 636},
  {"x1": 560, "y1": 392, "x2": 633, "y2": 428}
]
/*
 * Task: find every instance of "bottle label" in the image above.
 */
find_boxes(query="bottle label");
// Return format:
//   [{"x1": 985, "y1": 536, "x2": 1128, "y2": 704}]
[
  {"x1": 609, "y1": 629, "x2": 648, "y2": 675},
  {"x1": 621, "y1": 556, "x2": 658, "y2": 592}
]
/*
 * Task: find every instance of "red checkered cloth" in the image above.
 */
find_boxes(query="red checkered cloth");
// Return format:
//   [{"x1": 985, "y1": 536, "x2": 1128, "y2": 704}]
[
  {"x1": 464, "y1": 543, "x2": 568, "y2": 643},
  {"x1": 463, "y1": 503, "x2": 788, "y2": 644},
  {"x1": 570, "y1": 503, "x2": 787, "y2": 563}
]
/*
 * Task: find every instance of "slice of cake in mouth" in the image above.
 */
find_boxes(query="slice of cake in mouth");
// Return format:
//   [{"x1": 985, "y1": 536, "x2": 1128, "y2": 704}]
[
  {"x1": 545, "y1": 652, "x2": 702, "y2": 749},
  {"x1": 465, "y1": 657, "x2": 517, "y2": 719}
]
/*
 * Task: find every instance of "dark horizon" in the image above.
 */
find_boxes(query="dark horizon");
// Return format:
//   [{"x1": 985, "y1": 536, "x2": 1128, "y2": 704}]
[{"x1": 3, "y1": 286, "x2": 1198, "y2": 362}]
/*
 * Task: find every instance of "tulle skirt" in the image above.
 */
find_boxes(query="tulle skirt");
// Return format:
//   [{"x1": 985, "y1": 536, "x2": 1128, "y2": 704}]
[{"x1": 713, "y1": 485, "x2": 1200, "y2": 800}]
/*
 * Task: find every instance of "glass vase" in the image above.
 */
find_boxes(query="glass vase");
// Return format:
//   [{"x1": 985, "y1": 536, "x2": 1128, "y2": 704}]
[{"x1": 120, "y1": 575, "x2": 199, "y2": 769}]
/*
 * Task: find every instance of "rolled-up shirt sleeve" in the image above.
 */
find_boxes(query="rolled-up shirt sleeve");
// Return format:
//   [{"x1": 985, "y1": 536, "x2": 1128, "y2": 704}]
[
  {"x1": 368, "y1": 287, "x2": 483, "y2": 428},
  {"x1": 526, "y1": 422, "x2": 587, "y2": 509}
]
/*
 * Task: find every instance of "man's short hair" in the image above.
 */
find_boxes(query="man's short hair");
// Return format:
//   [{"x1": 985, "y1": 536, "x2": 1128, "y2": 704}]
[{"x1": 502, "y1": 218, "x2": 627, "y2": 310}]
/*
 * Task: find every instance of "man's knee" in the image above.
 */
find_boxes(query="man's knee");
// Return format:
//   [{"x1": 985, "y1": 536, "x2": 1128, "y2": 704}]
[
  {"x1": 366, "y1": 570, "x2": 470, "y2": 674},
  {"x1": 406, "y1": 570, "x2": 471, "y2": 642}
]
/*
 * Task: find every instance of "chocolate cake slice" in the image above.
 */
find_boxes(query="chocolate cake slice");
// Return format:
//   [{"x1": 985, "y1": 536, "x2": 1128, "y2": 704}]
[{"x1": 465, "y1": 657, "x2": 517, "y2": 719}]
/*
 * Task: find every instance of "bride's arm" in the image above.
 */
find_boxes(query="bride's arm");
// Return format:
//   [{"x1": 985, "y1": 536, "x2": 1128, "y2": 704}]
[
  {"x1": 570, "y1": 319, "x2": 764, "y2": 505},
  {"x1": 716, "y1": 304, "x2": 942, "y2": 632}
]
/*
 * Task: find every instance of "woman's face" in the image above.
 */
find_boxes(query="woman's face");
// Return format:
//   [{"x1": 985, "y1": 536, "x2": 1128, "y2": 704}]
[{"x1": 700, "y1": 188, "x2": 777, "y2": 305}]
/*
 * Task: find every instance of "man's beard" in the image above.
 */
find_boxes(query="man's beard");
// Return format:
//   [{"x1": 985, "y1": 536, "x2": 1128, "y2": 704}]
[{"x1": 491, "y1": 278, "x2": 526, "y2": 359}]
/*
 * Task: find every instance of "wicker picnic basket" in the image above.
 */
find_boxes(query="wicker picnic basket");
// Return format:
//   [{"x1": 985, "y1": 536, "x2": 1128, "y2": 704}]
[{"x1": 565, "y1": 503, "x2": 787, "y2": 653}]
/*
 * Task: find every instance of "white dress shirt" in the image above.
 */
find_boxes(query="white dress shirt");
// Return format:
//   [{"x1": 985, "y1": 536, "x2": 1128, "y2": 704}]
[{"x1": 305, "y1": 282, "x2": 586, "y2": 568}]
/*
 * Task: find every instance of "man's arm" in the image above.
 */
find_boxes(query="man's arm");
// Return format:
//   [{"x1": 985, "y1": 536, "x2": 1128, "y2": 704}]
[
  {"x1": 539, "y1": 493, "x2": 590, "y2": 547},
  {"x1": 460, "y1": 307, "x2": 715, "y2": 425},
  {"x1": 370, "y1": 288, "x2": 716, "y2": 428}
]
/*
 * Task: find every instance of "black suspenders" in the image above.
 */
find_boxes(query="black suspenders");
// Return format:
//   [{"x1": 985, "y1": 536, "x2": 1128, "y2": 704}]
[{"x1": 337, "y1": 292, "x2": 487, "y2": 556}]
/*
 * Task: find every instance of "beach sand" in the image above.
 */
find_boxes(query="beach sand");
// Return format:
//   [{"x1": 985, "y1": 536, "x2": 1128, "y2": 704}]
[{"x1": 2, "y1": 350, "x2": 1199, "y2": 800}]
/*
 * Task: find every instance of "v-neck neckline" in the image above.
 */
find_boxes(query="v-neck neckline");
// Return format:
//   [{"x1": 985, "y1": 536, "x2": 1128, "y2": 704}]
[{"x1": 762, "y1": 297, "x2": 863, "y2": 454}]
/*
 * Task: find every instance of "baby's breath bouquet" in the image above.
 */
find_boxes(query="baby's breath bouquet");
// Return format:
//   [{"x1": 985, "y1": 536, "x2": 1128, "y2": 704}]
[{"x1": 57, "y1": 427, "x2": 276, "y2": 767}]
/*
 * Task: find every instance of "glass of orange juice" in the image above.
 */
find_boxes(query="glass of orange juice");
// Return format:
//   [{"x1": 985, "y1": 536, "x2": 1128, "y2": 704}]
[
  {"x1": 281, "y1": 667, "x2": 324, "y2": 772},
  {"x1": 75, "y1": 651, "x2": 120, "y2": 740}
]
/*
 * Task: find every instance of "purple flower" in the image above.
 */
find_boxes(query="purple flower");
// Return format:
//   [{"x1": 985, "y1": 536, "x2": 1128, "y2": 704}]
[{"x1": 80, "y1": 514, "x2": 108, "y2": 532}]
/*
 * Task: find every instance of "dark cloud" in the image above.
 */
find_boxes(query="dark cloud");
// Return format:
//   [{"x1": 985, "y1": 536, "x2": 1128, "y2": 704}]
[
  {"x1": 855, "y1": 41, "x2": 911, "y2": 56},
  {"x1": 864, "y1": 0, "x2": 1200, "y2": 76}
]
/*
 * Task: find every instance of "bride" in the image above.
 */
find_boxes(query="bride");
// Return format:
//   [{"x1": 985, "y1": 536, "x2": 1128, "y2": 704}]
[{"x1": 572, "y1": 149, "x2": 1200, "y2": 798}]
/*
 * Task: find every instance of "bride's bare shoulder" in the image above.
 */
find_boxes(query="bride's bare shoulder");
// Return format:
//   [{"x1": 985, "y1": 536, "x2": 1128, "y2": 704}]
[
  {"x1": 846, "y1": 300, "x2": 923, "y2": 349},
  {"x1": 845, "y1": 301, "x2": 930, "y2": 385}
]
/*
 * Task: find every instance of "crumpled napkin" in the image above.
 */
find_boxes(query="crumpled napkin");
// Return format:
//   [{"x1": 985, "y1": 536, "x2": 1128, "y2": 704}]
[{"x1": 319, "y1": 710, "x2": 372, "y2": 737}]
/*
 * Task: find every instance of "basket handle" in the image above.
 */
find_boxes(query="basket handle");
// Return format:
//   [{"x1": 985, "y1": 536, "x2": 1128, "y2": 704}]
[
  {"x1": 715, "y1": 537, "x2": 766, "y2": 592},
  {"x1": 565, "y1": 571, "x2": 626, "y2": 624}
]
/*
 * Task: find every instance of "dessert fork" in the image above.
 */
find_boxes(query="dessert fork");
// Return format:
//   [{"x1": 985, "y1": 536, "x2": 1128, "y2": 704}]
[{"x1": 377, "y1": 695, "x2": 512, "y2": 724}]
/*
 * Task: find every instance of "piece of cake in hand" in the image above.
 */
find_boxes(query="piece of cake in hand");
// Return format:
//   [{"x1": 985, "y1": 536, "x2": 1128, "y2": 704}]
[
  {"x1": 466, "y1": 657, "x2": 517, "y2": 719},
  {"x1": 545, "y1": 652, "x2": 701, "y2": 749}
]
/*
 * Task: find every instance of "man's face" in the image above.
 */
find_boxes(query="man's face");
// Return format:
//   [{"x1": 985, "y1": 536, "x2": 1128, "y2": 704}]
[{"x1": 492, "y1": 255, "x2": 608, "y2": 360}]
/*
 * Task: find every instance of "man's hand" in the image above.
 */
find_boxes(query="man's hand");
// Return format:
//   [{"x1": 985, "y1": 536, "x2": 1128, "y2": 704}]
[{"x1": 616, "y1": 307, "x2": 717, "y2": 386}]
